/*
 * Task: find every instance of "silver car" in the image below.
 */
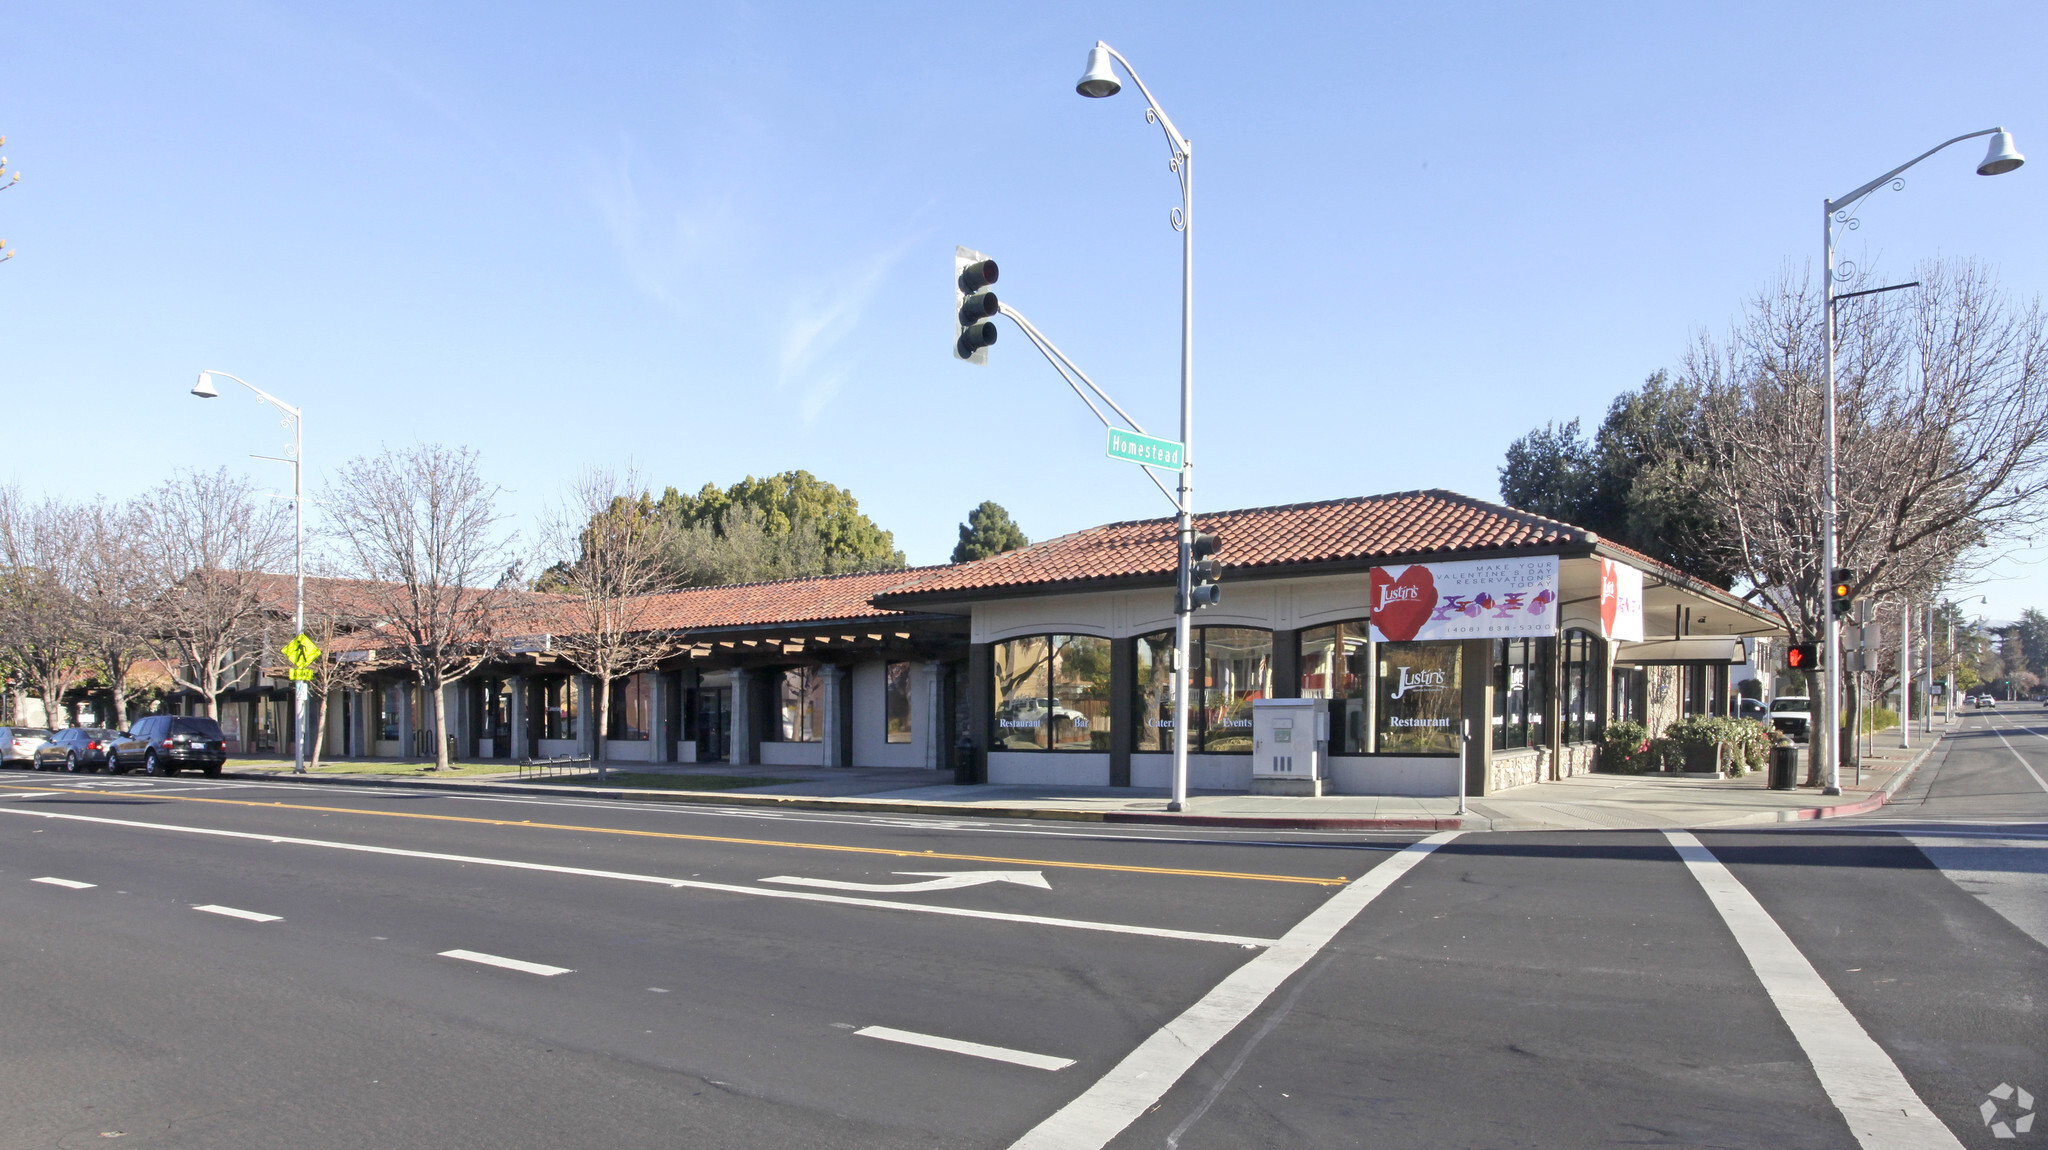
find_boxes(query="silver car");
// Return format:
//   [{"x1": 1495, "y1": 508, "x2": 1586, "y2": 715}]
[{"x1": 0, "y1": 726, "x2": 52, "y2": 766}]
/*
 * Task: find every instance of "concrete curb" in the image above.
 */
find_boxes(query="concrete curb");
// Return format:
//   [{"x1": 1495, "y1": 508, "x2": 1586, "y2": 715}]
[
  {"x1": 217, "y1": 770, "x2": 1479, "y2": 831},
  {"x1": 1773, "y1": 727, "x2": 1945, "y2": 823}
]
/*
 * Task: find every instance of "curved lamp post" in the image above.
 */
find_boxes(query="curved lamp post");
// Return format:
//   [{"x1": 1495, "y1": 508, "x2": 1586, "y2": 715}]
[
  {"x1": 1076, "y1": 42, "x2": 1200, "y2": 811},
  {"x1": 192, "y1": 370, "x2": 307, "y2": 775},
  {"x1": 1817, "y1": 128, "x2": 2022, "y2": 794}
]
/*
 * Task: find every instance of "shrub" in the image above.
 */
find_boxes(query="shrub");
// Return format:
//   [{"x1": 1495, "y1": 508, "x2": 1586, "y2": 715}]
[
  {"x1": 1659, "y1": 715, "x2": 1774, "y2": 777},
  {"x1": 1599, "y1": 720, "x2": 1655, "y2": 774}
]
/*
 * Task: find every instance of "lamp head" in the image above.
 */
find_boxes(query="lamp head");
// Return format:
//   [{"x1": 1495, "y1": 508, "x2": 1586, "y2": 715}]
[
  {"x1": 191, "y1": 371, "x2": 220, "y2": 399},
  {"x1": 1076, "y1": 43, "x2": 1120, "y2": 98},
  {"x1": 1978, "y1": 128, "x2": 2024, "y2": 176}
]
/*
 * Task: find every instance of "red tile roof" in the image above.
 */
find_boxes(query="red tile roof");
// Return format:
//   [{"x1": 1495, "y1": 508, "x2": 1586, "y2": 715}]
[
  {"x1": 873, "y1": 490, "x2": 1595, "y2": 605},
  {"x1": 622, "y1": 566, "x2": 954, "y2": 632}
]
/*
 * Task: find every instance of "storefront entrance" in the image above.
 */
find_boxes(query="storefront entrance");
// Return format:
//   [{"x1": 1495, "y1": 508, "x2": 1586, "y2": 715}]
[{"x1": 690, "y1": 687, "x2": 731, "y2": 763}]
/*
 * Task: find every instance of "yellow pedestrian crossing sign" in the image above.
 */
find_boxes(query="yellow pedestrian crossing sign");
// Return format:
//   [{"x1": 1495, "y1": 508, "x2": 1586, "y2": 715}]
[{"x1": 282, "y1": 633, "x2": 321, "y2": 669}]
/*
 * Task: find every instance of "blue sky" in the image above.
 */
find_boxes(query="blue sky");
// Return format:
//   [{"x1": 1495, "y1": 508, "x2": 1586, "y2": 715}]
[{"x1": 3, "y1": 1, "x2": 2044, "y2": 625}]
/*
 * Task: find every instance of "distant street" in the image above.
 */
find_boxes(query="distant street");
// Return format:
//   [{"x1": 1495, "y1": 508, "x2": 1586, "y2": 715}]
[{"x1": 2, "y1": 709, "x2": 2043, "y2": 1149}]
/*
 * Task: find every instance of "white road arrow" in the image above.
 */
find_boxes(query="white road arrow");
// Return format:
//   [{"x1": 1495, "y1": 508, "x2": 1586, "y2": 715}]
[{"x1": 760, "y1": 870, "x2": 1051, "y2": 893}]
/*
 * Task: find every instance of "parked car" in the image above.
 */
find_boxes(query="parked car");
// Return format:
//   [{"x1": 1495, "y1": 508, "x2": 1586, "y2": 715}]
[
  {"x1": 109, "y1": 715, "x2": 228, "y2": 777},
  {"x1": 0, "y1": 726, "x2": 52, "y2": 767},
  {"x1": 1768, "y1": 696, "x2": 1811, "y2": 741},
  {"x1": 31, "y1": 728, "x2": 123, "y2": 772},
  {"x1": 1735, "y1": 698, "x2": 1770, "y2": 721}
]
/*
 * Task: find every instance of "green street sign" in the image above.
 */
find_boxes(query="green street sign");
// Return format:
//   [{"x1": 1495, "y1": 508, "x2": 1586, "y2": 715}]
[
  {"x1": 282, "y1": 633, "x2": 321, "y2": 668},
  {"x1": 1106, "y1": 428, "x2": 1184, "y2": 470}
]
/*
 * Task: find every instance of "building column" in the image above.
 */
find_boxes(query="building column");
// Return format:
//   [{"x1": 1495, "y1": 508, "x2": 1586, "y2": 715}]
[
  {"x1": 398, "y1": 684, "x2": 415, "y2": 759},
  {"x1": 577, "y1": 675, "x2": 596, "y2": 756},
  {"x1": 966, "y1": 643, "x2": 991, "y2": 784},
  {"x1": 648, "y1": 671, "x2": 669, "y2": 763},
  {"x1": 918, "y1": 660, "x2": 945, "y2": 771},
  {"x1": 818, "y1": 664, "x2": 847, "y2": 768},
  {"x1": 506, "y1": 676, "x2": 526, "y2": 762},
  {"x1": 1108, "y1": 640, "x2": 1133, "y2": 786},
  {"x1": 1463, "y1": 638, "x2": 1492, "y2": 797},
  {"x1": 729, "y1": 668, "x2": 756, "y2": 765}
]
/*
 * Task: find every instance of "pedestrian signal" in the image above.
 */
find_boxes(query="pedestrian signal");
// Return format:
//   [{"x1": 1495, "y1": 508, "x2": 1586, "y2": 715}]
[{"x1": 1784, "y1": 644, "x2": 1820, "y2": 671}]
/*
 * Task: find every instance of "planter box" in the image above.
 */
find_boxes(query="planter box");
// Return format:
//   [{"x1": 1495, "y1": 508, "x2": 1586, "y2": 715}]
[{"x1": 1681, "y1": 743, "x2": 1723, "y2": 774}]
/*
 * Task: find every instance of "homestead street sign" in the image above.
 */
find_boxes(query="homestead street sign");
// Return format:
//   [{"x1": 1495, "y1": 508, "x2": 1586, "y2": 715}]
[{"x1": 1106, "y1": 428, "x2": 1184, "y2": 470}]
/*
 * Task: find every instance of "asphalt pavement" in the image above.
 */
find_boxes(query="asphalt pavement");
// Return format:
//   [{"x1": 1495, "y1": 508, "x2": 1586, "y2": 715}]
[{"x1": 1, "y1": 705, "x2": 2042, "y2": 1148}]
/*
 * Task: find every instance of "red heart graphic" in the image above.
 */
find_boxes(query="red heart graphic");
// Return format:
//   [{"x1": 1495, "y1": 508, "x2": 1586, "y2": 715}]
[
  {"x1": 1370, "y1": 565, "x2": 1437, "y2": 642},
  {"x1": 1599, "y1": 560, "x2": 1619, "y2": 637}
]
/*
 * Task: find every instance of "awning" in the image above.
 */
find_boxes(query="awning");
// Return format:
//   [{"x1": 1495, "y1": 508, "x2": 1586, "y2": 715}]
[{"x1": 1612, "y1": 637, "x2": 1746, "y2": 666}]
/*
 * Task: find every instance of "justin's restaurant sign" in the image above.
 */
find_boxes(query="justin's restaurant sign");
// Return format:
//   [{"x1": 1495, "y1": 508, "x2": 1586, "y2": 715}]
[{"x1": 1368, "y1": 557, "x2": 1560, "y2": 642}]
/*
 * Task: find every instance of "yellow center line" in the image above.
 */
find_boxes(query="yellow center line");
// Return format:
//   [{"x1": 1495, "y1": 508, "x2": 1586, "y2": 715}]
[{"x1": 0, "y1": 783, "x2": 1347, "y2": 886}]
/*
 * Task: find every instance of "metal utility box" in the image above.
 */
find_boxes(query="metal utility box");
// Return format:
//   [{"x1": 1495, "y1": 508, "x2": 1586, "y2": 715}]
[{"x1": 1251, "y1": 697, "x2": 1329, "y2": 796}]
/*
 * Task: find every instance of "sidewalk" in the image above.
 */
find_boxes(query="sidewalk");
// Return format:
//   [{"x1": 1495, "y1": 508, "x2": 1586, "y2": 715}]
[{"x1": 223, "y1": 729, "x2": 1946, "y2": 833}]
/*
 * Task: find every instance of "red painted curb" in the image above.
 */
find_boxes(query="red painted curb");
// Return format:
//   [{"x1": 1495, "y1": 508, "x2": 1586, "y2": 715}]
[{"x1": 1102, "y1": 813, "x2": 1468, "y2": 831}]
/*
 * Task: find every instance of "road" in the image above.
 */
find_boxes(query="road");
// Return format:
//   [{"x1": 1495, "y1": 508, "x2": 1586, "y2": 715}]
[{"x1": 0, "y1": 706, "x2": 2042, "y2": 1149}]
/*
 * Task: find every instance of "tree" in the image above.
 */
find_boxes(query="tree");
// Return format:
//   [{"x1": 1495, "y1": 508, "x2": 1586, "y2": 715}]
[
  {"x1": 0, "y1": 489, "x2": 89, "y2": 725},
  {"x1": 540, "y1": 468, "x2": 680, "y2": 770},
  {"x1": 1682, "y1": 262, "x2": 2048, "y2": 644},
  {"x1": 2003, "y1": 608, "x2": 2048, "y2": 680},
  {"x1": 301, "y1": 576, "x2": 378, "y2": 769},
  {"x1": 651, "y1": 470, "x2": 904, "y2": 584},
  {"x1": 130, "y1": 469, "x2": 293, "y2": 719},
  {"x1": 952, "y1": 501, "x2": 1028, "y2": 563},
  {"x1": 1499, "y1": 372, "x2": 1737, "y2": 584},
  {"x1": 73, "y1": 498, "x2": 152, "y2": 729},
  {"x1": 325, "y1": 445, "x2": 516, "y2": 770}
]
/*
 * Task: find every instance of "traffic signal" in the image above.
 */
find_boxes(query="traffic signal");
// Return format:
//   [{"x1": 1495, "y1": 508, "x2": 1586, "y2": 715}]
[
  {"x1": 1188, "y1": 531, "x2": 1222, "y2": 609},
  {"x1": 1830, "y1": 568, "x2": 1855, "y2": 618},
  {"x1": 1785, "y1": 643, "x2": 1820, "y2": 671},
  {"x1": 954, "y1": 246, "x2": 999, "y2": 364}
]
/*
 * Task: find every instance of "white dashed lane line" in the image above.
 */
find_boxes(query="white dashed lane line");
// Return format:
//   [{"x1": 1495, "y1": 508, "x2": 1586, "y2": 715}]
[
  {"x1": 438, "y1": 949, "x2": 573, "y2": 977},
  {"x1": 855, "y1": 1025, "x2": 1075, "y2": 1071},
  {"x1": 193, "y1": 904, "x2": 283, "y2": 923},
  {"x1": 31, "y1": 876, "x2": 95, "y2": 889}
]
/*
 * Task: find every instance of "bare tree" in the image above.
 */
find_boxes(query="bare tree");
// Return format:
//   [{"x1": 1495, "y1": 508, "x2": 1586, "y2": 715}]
[
  {"x1": 301, "y1": 577, "x2": 377, "y2": 769},
  {"x1": 132, "y1": 469, "x2": 294, "y2": 718},
  {"x1": 325, "y1": 445, "x2": 513, "y2": 770},
  {"x1": 541, "y1": 468, "x2": 680, "y2": 771},
  {"x1": 1683, "y1": 261, "x2": 2048, "y2": 633},
  {"x1": 0, "y1": 489, "x2": 89, "y2": 725},
  {"x1": 74, "y1": 498, "x2": 153, "y2": 728}
]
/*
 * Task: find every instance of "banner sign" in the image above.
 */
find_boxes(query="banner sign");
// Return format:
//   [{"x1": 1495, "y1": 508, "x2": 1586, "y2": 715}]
[
  {"x1": 1368, "y1": 556, "x2": 1560, "y2": 642},
  {"x1": 1599, "y1": 558, "x2": 1645, "y2": 642}
]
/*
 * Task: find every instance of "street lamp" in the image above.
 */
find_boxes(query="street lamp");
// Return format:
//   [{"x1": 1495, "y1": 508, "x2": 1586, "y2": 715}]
[
  {"x1": 1818, "y1": 128, "x2": 2022, "y2": 794},
  {"x1": 1076, "y1": 41, "x2": 1199, "y2": 812},
  {"x1": 192, "y1": 370, "x2": 308, "y2": 775}
]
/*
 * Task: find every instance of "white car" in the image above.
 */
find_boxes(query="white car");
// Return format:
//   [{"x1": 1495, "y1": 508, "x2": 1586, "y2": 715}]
[
  {"x1": 1767, "y1": 697, "x2": 1811, "y2": 741},
  {"x1": 0, "y1": 726, "x2": 53, "y2": 766}
]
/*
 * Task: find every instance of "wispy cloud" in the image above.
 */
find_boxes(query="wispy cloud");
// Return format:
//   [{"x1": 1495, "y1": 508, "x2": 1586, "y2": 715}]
[
  {"x1": 776, "y1": 233, "x2": 923, "y2": 424},
  {"x1": 583, "y1": 138, "x2": 743, "y2": 316}
]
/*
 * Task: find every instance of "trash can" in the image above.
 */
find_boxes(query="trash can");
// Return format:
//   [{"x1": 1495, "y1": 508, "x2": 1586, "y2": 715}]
[
  {"x1": 954, "y1": 734, "x2": 977, "y2": 785},
  {"x1": 1769, "y1": 743, "x2": 1802, "y2": 790}
]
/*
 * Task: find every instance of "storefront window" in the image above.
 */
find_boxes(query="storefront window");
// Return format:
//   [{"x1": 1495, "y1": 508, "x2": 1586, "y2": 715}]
[
  {"x1": 1133, "y1": 628, "x2": 1272, "y2": 753},
  {"x1": 1050, "y1": 635, "x2": 1112, "y2": 750},
  {"x1": 990, "y1": 635, "x2": 1112, "y2": 751},
  {"x1": 609, "y1": 672, "x2": 651, "y2": 741},
  {"x1": 1493, "y1": 638, "x2": 1551, "y2": 750},
  {"x1": 1376, "y1": 641, "x2": 1462, "y2": 754},
  {"x1": 542, "y1": 676, "x2": 578, "y2": 740},
  {"x1": 992, "y1": 636, "x2": 1051, "y2": 750},
  {"x1": 1561, "y1": 630, "x2": 1600, "y2": 744},
  {"x1": 1301, "y1": 621, "x2": 1370, "y2": 754},
  {"x1": 778, "y1": 666, "x2": 823, "y2": 743},
  {"x1": 885, "y1": 662, "x2": 914, "y2": 744}
]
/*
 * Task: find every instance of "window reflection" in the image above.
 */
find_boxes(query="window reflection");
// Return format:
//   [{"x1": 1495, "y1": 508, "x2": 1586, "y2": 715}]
[{"x1": 1300, "y1": 621, "x2": 1370, "y2": 754}]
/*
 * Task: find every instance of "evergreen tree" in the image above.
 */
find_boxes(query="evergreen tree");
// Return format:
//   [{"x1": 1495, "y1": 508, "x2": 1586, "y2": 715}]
[{"x1": 952, "y1": 502, "x2": 1028, "y2": 563}]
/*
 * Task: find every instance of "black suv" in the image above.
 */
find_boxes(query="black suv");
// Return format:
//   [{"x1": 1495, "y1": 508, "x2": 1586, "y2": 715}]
[{"x1": 114, "y1": 715, "x2": 229, "y2": 777}]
